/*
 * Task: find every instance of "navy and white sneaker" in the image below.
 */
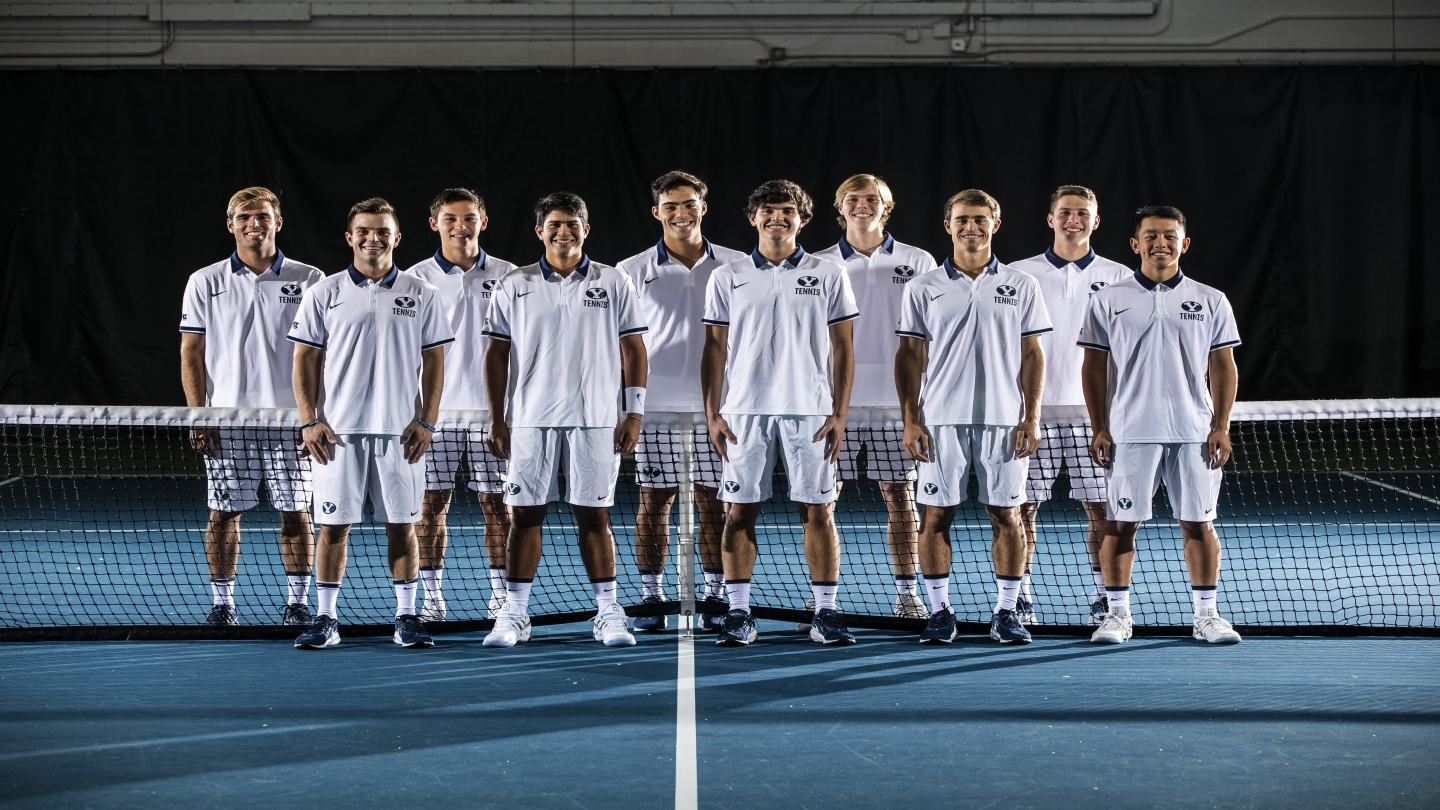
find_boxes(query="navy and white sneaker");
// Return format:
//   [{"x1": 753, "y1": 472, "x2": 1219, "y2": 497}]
[
  {"x1": 1014, "y1": 597, "x2": 1035, "y2": 626},
  {"x1": 716, "y1": 609, "x2": 758, "y2": 647},
  {"x1": 203, "y1": 604, "x2": 238, "y2": 626},
  {"x1": 698, "y1": 596, "x2": 728, "y2": 633},
  {"x1": 1088, "y1": 596, "x2": 1110, "y2": 626},
  {"x1": 989, "y1": 608, "x2": 1032, "y2": 644},
  {"x1": 393, "y1": 614, "x2": 434, "y2": 648},
  {"x1": 632, "y1": 595, "x2": 669, "y2": 633},
  {"x1": 919, "y1": 606, "x2": 958, "y2": 644},
  {"x1": 294, "y1": 615, "x2": 340, "y2": 649},
  {"x1": 281, "y1": 603, "x2": 314, "y2": 627},
  {"x1": 809, "y1": 608, "x2": 857, "y2": 646}
]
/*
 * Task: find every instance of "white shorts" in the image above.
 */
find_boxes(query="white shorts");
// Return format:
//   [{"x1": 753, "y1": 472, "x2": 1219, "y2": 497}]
[
  {"x1": 634, "y1": 427, "x2": 723, "y2": 488},
  {"x1": 311, "y1": 434, "x2": 426, "y2": 525},
  {"x1": 916, "y1": 424, "x2": 1029, "y2": 508},
  {"x1": 718, "y1": 414, "x2": 837, "y2": 504},
  {"x1": 204, "y1": 427, "x2": 310, "y2": 512},
  {"x1": 426, "y1": 428, "x2": 508, "y2": 493},
  {"x1": 837, "y1": 427, "x2": 917, "y2": 483},
  {"x1": 1107, "y1": 442, "x2": 1222, "y2": 523},
  {"x1": 1026, "y1": 423, "x2": 1107, "y2": 503},
  {"x1": 505, "y1": 427, "x2": 621, "y2": 507}
]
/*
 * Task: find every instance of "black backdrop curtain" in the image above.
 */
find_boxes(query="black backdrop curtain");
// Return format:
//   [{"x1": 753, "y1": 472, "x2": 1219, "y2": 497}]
[{"x1": 2, "y1": 66, "x2": 1437, "y2": 405}]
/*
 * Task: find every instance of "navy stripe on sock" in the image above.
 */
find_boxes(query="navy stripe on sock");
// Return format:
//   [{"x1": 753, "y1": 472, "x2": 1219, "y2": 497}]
[
  {"x1": 392, "y1": 578, "x2": 417, "y2": 585},
  {"x1": 725, "y1": 578, "x2": 751, "y2": 585},
  {"x1": 923, "y1": 573, "x2": 950, "y2": 581},
  {"x1": 810, "y1": 580, "x2": 839, "y2": 586},
  {"x1": 1192, "y1": 585, "x2": 1217, "y2": 591},
  {"x1": 996, "y1": 575, "x2": 1022, "y2": 582},
  {"x1": 506, "y1": 577, "x2": 534, "y2": 584},
  {"x1": 317, "y1": 581, "x2": 341, "y2": 589},
  {"x1": 894, "y1": 574, "x2": 917, "y2": 581},
  {"x1": 1106, "y1": 585, "x2": 1130, "y2": 592},
  {"x1": 588, "y1": 576, "x2": 617, "y2": 584}
]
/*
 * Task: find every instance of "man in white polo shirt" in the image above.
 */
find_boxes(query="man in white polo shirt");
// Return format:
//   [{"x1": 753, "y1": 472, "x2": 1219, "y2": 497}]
[
  {"x1": 702, "y1": 179, "x2": 860, "y2": 648},
  {"x1": 179, "y1": 186, "x2": 324, "y2": 628},
  {"x1": 404, "y1": 188, "x2": 519, "y2": 623},
  {"x1": 1010, "y1": 185, "x2": 1132, "y2": 627},
  {"x1": 481, "y1": 192, "x2": 649, "y2": 649},
  {"x1": 288, "y1": 198, "x2": 453, "y2": 651},
  {"x1": 815, "y1": 173, "x2": 938, "y2": 623},
  {"x1": 1080, "y1": 205, "x2": 1242, "y2": 646},
  {"x1": 896, "y1": 189, "x2": 1051, "y2": 646},
  {"x1": 618, "y1": 171, "x2": 746, "y2": 633}
]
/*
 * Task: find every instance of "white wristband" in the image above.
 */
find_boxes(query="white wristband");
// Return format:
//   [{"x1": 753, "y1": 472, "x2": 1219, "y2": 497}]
[{"x1": 624, "y1": 387, "x2": 646, "y2": 417}]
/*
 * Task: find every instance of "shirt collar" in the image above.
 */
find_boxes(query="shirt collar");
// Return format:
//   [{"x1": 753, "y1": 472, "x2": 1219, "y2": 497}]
[
  {"x1": 655, "y1": 238, "x2": 716, "y2": 265},
  {"x1": 539, "y1": 254, "x2": 591, "y2": 280},
  {"x1": 347, "y1": 264, "x2": 399, "y2": 288},
  {"x1": 1134, "y1": 268, "x2": 1184, "y2": 290},
  {"x1": 434, "y1": 247, "x2": 487, "y2": 274},
  {"x1": 942, "y1": 254, "x2": 1000, "y2": 280},
  {"x1": 229, "y1": 250, "x2": 285, "y2": 275},
  {"x1": 750, "y1": 246, "x2": 807, "y2": 269},
  {"x1": 836, "y1": 232, "x2": 896, "y2": 260},
  {"x1": 1044, "y1": 247, "x2": 1096, "y2": 270}
]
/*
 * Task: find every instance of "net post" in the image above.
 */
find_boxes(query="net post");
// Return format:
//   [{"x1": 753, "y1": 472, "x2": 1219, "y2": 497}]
[{"x1": 675, "y1": 413, "x2": 698, "y2": 639}]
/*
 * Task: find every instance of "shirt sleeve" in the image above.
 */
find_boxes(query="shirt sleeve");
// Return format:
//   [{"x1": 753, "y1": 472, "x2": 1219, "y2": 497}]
[
  {"x1": 482, "y1": 275, "x2": 513, "y2": 342},
  {"x1": 1019, "y1": 277, "x2": 1053, "y2": 337},
  {"x1": 419, "y1": 282, "x2": 455, "y2": 350},
  {"x1": 702, "y1": 268, "x2": 730, "y2": 326},
  {"x1": 917, "y1": 250, "x2": 939, "y2": 274},
  {"x1": 1076, "y1": 293, "x2": 1110, "y2": 351},
  {"x1": 895, "y1": 281, "x2": 930, "y2": 340},
  {"x1": 614, "y1": 273, "x2": 648, "y2": 338},
  {"x1": 1209, "y1": 293, "x2": 1242, "y2": 350},
  {"x1": 179, "y1": 273, "x2": 206, "y2": 333},
  {"x1": 287, "y1": 283, "x2": 328, "y2": 349},
  {"x1": 827, "y1": 266, "x2": 860, "y2": 325}
]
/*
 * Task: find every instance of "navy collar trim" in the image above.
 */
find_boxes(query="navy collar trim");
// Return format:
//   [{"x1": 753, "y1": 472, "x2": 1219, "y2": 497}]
[
  {"x1": 347, "y1": 264, "x2": 399, "y2": 288},
  {"x1": 1134, "y1": 268, "x2": 1184, "y2": 290},
  {"x1": 230, "y1": 250, "x2": 285, "y2": 275},
  {"x1": 943, "y1": 255, "x2": 1000, "y2": 280},
  {"x1": 750, "y1": 246, "x2": 806, "y2": 269},
  {"x1": 656, "y1": 238, "x2": 716, "y2": 265},
  {"x1": 434, "y1": 247, "x2": 487, "y2": 274},
  {"x1": 539, "y1": 254, "x2": 591, "y2": 280},
  {"x1": 837, "y1": 232, "x2": 895, "y2": 260},
  {"x1": 1044, "y1": 247, "x2": 1096, "y2": 270}
]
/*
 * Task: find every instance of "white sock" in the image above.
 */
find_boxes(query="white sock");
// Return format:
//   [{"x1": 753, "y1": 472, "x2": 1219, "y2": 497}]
[
  {"x1": 1193, "y1": 585, "x2": 1217, "y2": 616},
  {"x1": 924, "y1": 574, "x2": 951, "y2": 613},
  {"x1": 894, "y1": 575, "x2": 918, "y2": 597},
  {"x1": 1020, "y1": 572, "x2": 1033, "y2": 601},
  {"x1": 488, "y1": 566, "x2": 507, "y2": 599},
  {"x1": 592, "y1": 577, "x2": 618, "y2": 610},
  {"x1": 1107, "y1": 585, "x2": 1131, "y2": 614},
  {"x1": 286, "y1": 573, "x2": 310, "y2": 606},
  {"x1": 211, "y1": 578, "x2": 235, "y2": 607},
  {"x1": 504, "y1": 578, "x2": 533, "y2": 617},
  {"x1": 725, "y1": 579, "x2": 751, "y2": 613},
  {"x1": 317, "y1": 581, "x2": 341, "y2": 619},
  {"x1": 641, "y1": 571, "x2": 664, "y2": 599},
  {"x1": 394, "y1": 578, "x2": 417, "y2": 617},
  {"x1": 995, "y1": 575, "x2": 1022, "y2": 613},
  {"x1": 811, "y1": 581, "x2": 838, "y2": 612},
  {"x1": 420, "y1": 566, "x2": 444, "y2": 599},
  {"x1": 1091, "y1": 568, "x2": 1107, "y2": 601},
  {"x1": 703, "y1": 569, "x2": 725, "y2": 599}
]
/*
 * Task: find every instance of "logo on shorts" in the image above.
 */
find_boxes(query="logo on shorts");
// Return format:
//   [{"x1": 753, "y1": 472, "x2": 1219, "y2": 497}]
[
  {"x1": 506, "y1": 483, "x2": 521, "y2": 495},
  {"x1": 923, "y1": 483, "x2": 939, "y2": 495},
  {"x1": 1180, "y1": 301, "x2": 1205, "y2": 320},
  {"x1": 393, "y1": 296, "x2": 418, "y2": 317},
  {"x1": 584, "y1": 287, "x2": 610, "y2": 308},
  {"x1": 640, "y1": 465, "x2": 662, "y2": 479},
  {"x1": 1090, "y1": 281, "x2": 1108, "y2": 293},
  {"x1": 321, "y1": 502, "x2": 337, "y2": 514},
  {"x1": 1117, "y1": 497, "x2": 1133, "y2": 510},
  {"x1": 216, "y1": 490, "x2": 230, "y2": 501},
  {"x1": 795, "y1": 276, "x2": 821, "y2": 295},
  {"x1": 723, "y1": 481, "x2": 740, "y2": 493},
  {"x1": 893, "y1": 266, "x2": 915, "y2": 283},
  {"x1": 994, "y1": 285, "x2": 1018, "y2": 305}
]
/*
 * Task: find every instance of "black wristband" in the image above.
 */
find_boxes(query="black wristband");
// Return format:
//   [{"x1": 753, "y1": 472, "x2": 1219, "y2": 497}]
[{"x1": 299, "y1": 419, "x2": 320, "y2": 430}]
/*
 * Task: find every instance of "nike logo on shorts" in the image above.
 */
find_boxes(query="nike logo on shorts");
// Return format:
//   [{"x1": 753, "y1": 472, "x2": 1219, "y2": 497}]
[{"x1": 820, "y1": 487, "x2": 833, "y2": 495}]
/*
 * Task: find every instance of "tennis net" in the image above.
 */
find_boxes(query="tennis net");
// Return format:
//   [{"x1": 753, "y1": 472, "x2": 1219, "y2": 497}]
[{"x1": 1, "y1": 400, "x2": 1437, "y2": 639}]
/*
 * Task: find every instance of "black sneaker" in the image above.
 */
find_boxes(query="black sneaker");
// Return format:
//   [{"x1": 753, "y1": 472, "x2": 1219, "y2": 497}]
[
  {"x1": 1014, "y1": 597, "x2": 1036, "y2": 625},
  {"x1": 919, "y1": 606, "x2": 958, "y2": 644},
  {"x1": 989, "y1": 608, "x2": 1032, "y2": 644},
  {"x1": 203, "y1": 604, "x2": 238, "y2": 626},
  {"x1": 281, "y1": 603, "x2": 314, "y2": 627},
  {"x1": 716, "y1": 609, "x2": 758, "y2": 647},
  {"x1": 633, "y1": 595, "x2": 669, "y2": 633},
  {"x1": 808, "y1": 608, "x2": 857, "y2": 646},
  {"x1": 294, "y1": 615, "x2": 340, "y2": 649},
  {"x1": 393, "y1": 614, "x2": 434, "y2": 648},
  {"x1": 698, "y1": 596, "x2": 728, "y2": 633}
]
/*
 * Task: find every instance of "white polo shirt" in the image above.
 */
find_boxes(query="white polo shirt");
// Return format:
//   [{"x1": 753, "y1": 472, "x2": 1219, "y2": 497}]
[
  {"x1": 703, "y1": 247, "x2": 859, "y2": 417},
  {"x1": 896, "y1": 255, "x2": 1052, "y2": 427},
  {"x1": 617, "y1": 238, "x2": 748, "y2": 411},
  {"x1": 1011, "y1": 248, "x2": 1133, "y2": 407},
  {"x1": 482, "y1": 256, "x2": 647, "y2": 429},
  {"x1": 178, "y1": 252, "x2": 323, "y2": 408},
  {"x1": 1077, "y1": 269, "x2": 1241, "y2": 444},
  {"x1": 287, "y1": 265, "x2": 454, "y2": 436},
  {"x1": 403, "y1": 248, "x2": 519, "y2": 412},
  {"x1": 813, "y1": 233, "x2": 938, "y2": 408}
]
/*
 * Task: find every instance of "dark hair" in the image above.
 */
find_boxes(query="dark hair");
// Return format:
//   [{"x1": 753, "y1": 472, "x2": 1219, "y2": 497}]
[
  {"x1": 347, "y1": 197, "x2": 398, "y2": 231},
  {"x1": 943, "y1": 189, "x2": 1000, "y2": 220},
  {"x1": 651, "y1": 171, "x2": 708, "y2": 205},
  {"x1": 534, "y1": 191, "x2": 588, "y2": 227},
  {"x1": 1050, "y1": 185, "x2": 1097, "y2": 213},
  {"x1": 745, "y1": 179, "x2": 813, "y2": 222},
  {"x1": 429, "y1": 188, "x2": 485, "y2": 219},
  {"x1": 1133, "y1": 205, "x2": 1186, "y2": 236}
]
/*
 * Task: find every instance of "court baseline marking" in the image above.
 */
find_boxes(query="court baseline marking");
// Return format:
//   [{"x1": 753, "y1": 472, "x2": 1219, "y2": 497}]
[{"x1": 1338, "y1": 471, "x2": 1440, "y2": 507}]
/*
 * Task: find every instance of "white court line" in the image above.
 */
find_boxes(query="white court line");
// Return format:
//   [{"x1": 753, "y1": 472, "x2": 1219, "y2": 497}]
[
  {"x1": 0, "y1": 477, "x2": 20, "y2": 488},
  {"x1": 675, "y1": 631, "x2": 698, "y2": 810},
  {"x1": 1338, "y1": 471, "x2": 1440, "y2": 508}
]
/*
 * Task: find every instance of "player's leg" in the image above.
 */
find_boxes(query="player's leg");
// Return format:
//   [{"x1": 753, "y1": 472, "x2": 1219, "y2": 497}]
[
  {"x1": 633, "y1": 485, "x2": 676, "y2": 631},
  {"x1": 485, "y1": 427, "x2": 559, "y2": 647},
  {"x1": 564, "y1": 425, "x2": 634, "y2": 646},
  {"x1": 1068, "y1": 423, "x2": 1116, "y2": 624},
  {"x1": 294, "y1": 434, "x2": 371, "y2": 648},
  {"x1": 1016, "y1": 424, "x2": 1062, "y2": 627},
  {"x1": 1091, "y1": 442, "x2": 1160, "y2": 644},
  {"x1": 203, "y1": 509, "x2": 243, "y2": 625},
  {"x1": 974, "y1": 425, "x2": 1033, "y2": 644},
  {"x1": 691, "y1": 426, "x2": 729, "y2": 630},
  {"x1": 416, "y1": 430, "x2": 462, "y2": 622},
  {"x1": 202, "y1": 428, "x2": 262, "y2": 625},
  {"x1": 783, "y1": 414, "x2": 853, "y2": 645},
  {"x1": 471, "y1": 428, "x2": 512, "y2": 617},
  {"x1": 1164, "y1": 443, "x2": 1240, "y2": 644},
  {"x1": 369, "y1": 433, "x2": 433, "y2": 648},
  {"x1": 915, "y1": 424, "x2": 968, "y2": 643},
  {"x1": 868, "y1": 426, "x2": 927, "y2": 620},
  {"x1": 262, "y1": 433, "x2": 315, "y2": 626},
  {"x1": 713, "y1": 414, "x2": 774, "y2": 647},
  {"x1": 1081, "y1": 501, "x2": 1113, "y2": 624}
]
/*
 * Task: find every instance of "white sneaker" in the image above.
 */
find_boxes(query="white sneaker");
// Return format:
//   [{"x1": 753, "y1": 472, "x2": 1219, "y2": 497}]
[
  {"x1": 592, "y1": 602, "x2": 636, "y2": 647},
  {"x1": 797, "y1": 596, "x2": 816, "y2": 632},
  {"x1": 1090, "y1": 608, "x2": 1134, "y2": 645},
  {"x1": 894, "y1": 592, "x2": 930, "y2": 620},
  {"x1": 483, "y1": 613, "x2": 532, "y2": 647},
  {"x1": 420, "y1": 595, "x2": 446, "y2": 623},
  {"x1": 487, "y1": 591, "x2": 508, "y2": 620},
  {"x1": 1193, "y1": 609, "x2": 1242, "y2": 644}
]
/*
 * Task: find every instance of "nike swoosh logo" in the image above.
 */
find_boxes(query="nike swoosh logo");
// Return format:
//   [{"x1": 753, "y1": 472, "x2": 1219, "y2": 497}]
[
  {"x1": 515, "y1": 291, "x2": 533, "y2": 298},
  {"x1": 733, "y1": 282, "x2": 751, "y2": 289},
  {"x1": 328, "y1": 302, "x2": 342, "y2": 310},
  {"x1": 210, "y1": 290, "x2": 227, "y2": 297},
  {"x1": 1115, "y1": 307, "x2": 1131, "y2": 314},
  {"x1": 820, "y1": 488, "x2": 833, "y2": 495},
  {"x1": 644, "y1": 278, "x2": 657, "y2": 284},
  {"x1": 931, "y1": 293, "x2": 946, "y2": 300}
]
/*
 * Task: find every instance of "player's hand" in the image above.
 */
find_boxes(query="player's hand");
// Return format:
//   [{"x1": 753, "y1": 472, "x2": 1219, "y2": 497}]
[
  {"x1": 1206, "y1": 428, "x2": 1232, "y2": 469},
  {"x1": 301, "y1": 422, "x2": 337, "y2": 465},
  {"x1": 813, "y1": 415, "x2": 846, "y2": 464},
  {"x1": 488, "y1": 420, "x2": 511, "y2": 461},
  {"x1": 189, "y1": 426, "x2": 222, "y2": 459},
  {"x1": 402, "y1": 419, "x2": 434, "y2": 464},
  {"x1": 708, "y1": 416, "x2": 737, "y2": 463},
  {"x1": 615, "y1": 415, "x2": 641, "y2": 455},
  {"x1": 902, "y1": 421, "x2": 931, "y2": 463},
  {"x1": 1014, "y1": 418, "x2": 1042, "y2": 459},
  {"x1": 1089, "y1": 428, "x2": 1114, "y2": 469}
]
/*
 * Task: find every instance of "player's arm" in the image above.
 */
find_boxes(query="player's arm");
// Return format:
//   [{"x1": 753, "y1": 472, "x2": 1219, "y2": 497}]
[
  {"x1": 815, "y1": 319, "x2": 853, "y2": 463},
  {"x1": 895, "y1": 336, "x2": 929, "y2": 463},
  {"x1": 700, "y1": 324, "x2": 735, "y2": 461},
  {"x1": 1015, "y1": 335, "x2": 1044, "y2": 458},
  {"x1": 1081, "y1": 348, "x2": 1111, "y2": 468},
  {"x1": 483, "y1": 337, "x2": 512, "y2": 460},
  {"x1": 1206, "y1": 347, "x2": 1238, "y2": 468},
  {"x1": 616, "y1": 334, "x2": 648, "y2": 454},
  {"x1": 293, "y1": 344, "x2": 335, "y2": 465},
  {"x1": 402, "y1": 346, "x2": 444, "y2": 464},
  {"x1": 179, "y1": 332, "x2": 221, "y2": 458}
]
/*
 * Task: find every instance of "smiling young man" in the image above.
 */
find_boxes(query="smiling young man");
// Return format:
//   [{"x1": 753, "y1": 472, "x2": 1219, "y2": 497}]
[
  {"x1": 1010, "y1": 186, "x2": 1132, "y2": 627},
  {"x1": 287, "y1": 198, "x2": 453, "y2": 650},
  {"x1": 617, "y1": 172, "x2": 747, "y2": 633},
  {"x1": 1079, "y1": 206, "x2": 1242, "y2": 646},
  {"x1": 702, "y1": 179, "x2": 860, "y2": 647},
  {"x1": 814, "y1": 174, "x2": 938, "y2": 623},
  {"x1": 403, "y1": 188, "x2": 519, "y2": 623},
  {"x1": 896, "y1": 189, "x2": 1051, "y2": 646},
  {"x1": 481, "y1": 192, "x2": 649, "y2": 649},
  {"x1": 179, "y1": 187, "x2": 323, "y2": 627}
]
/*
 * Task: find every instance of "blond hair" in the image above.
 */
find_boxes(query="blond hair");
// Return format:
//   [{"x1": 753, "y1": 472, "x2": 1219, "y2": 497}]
[
  {"x1": 1050, "y1": 185, "x2": 1097, "y2": 213},
  {"x1": 943, "y1": 188, "x2": 1001, "y2": 221},
  {"x1": 227, "y1": 187, "x2": 281, "y2": 219},
  {"x1": 833, "y1": 174, "x2": 895, "y2": 227}
]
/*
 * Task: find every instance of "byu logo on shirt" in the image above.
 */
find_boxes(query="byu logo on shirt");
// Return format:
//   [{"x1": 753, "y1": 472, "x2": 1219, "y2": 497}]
[
  {"x1": 994, "y1": 284, "x2": 1018, "y2": 305},
  {"x1": 1090, "y1": 281, "x2": 1109, "y2": 293},
  {"x1": 279, "y1": 282, "x2": 303, "y2": 303},
  {"x1": 393, "y1": 296, "x2": 418, "y2": 317},
  {"x1": 481, "y1": 279, "x2": 497, "y2": 298},
  {"x1": 584, "y1": 287, "x2": 610, "y2": 308},
  {"x1": 893, "y1": 265, "x2": 916, "y2": 283},
  {"x1": 1180, "y1": 301, "x2": 1206, "y2": 321},
  {"x1": 795, "y1": 276, "x2": 821, "y2": 296}
]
